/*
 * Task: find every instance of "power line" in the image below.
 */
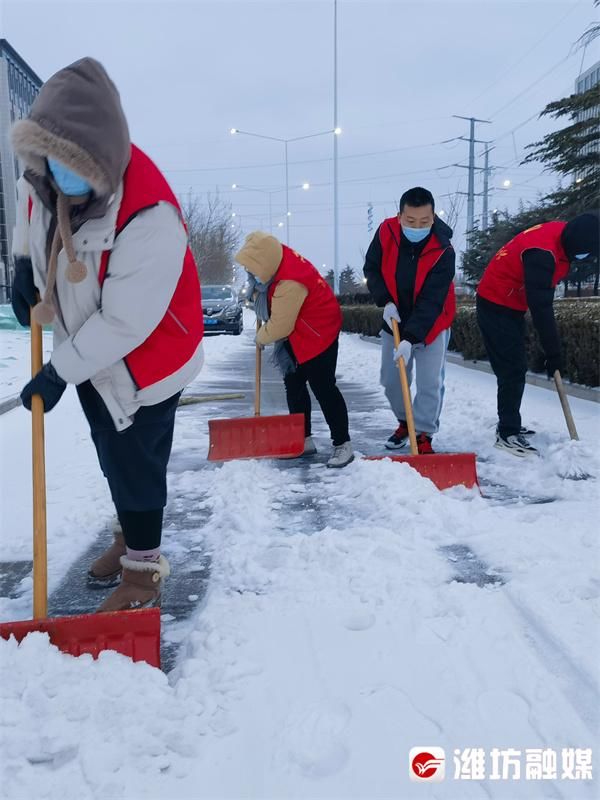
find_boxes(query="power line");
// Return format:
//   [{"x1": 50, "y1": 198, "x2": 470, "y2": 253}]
[
  {"x1": 488, "y1": 52, "x2": 574, "y2": 118},
  {"x1": 162, "y1": 137, "x2": 463, "y2": 174},
  {"x1": 470, "y1": 1, "x2": 585, "y2": 105}
]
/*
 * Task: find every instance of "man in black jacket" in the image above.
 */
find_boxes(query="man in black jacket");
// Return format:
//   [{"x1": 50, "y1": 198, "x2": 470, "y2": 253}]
[
  {"x1": 477, "y1": 212, "x2": 599, "y2": 456},
  {"x1": 363, "y1": 187, "x2": 456, "y2": 454}
]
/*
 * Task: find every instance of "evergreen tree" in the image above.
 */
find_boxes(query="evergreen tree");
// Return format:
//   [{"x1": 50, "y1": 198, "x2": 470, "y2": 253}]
[
  {"x1": 461, "y1": 203, "x2": 557, "y2": 286},
  {"x1": 339, "y1": 265, "x2": 360, "y2": 294},
  {"x1": 523, "y1": 85, "x2": 600, "y2": 215},
  {"x1": 463, "y1": 7, "x2": 599, "y2": 295}
]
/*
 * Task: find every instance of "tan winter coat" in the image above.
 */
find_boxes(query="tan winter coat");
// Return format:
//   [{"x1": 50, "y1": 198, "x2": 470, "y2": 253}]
[
  {"x1": 12, "y1": 58, "x2": 203, "y2": 431},
  {"x1": 234, "y1": 232, "x2": 308, "y2": 345}
]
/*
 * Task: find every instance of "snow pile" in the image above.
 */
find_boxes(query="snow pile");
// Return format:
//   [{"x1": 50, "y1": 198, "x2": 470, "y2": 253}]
[
  {"x1": 547, "y1": 438, "x2": 594, "y2": 481},
  {"x1": 0, "y1": 632, "x2": 202, "y2": 800}
]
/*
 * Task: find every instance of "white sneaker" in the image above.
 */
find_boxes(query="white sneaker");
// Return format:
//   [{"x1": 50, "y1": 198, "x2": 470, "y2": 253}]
[
  {"x1": 327, "y1": 441, "x2": 354, "y2": 468},
  {"x1": 495, "y1": 433, "x2": 539, "y2": 457}
]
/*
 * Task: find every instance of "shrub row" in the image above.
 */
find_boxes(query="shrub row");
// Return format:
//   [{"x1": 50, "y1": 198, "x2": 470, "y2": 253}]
[
  {"x1": 336, "y1": 292, "x2": 373, "y2": 306},
  {"x1": 341, "y1": 299, "x2": 600, "y2": 387}
]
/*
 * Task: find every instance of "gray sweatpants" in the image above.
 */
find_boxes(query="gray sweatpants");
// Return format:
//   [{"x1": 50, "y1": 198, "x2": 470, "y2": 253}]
[{"x1": 380, "y1": 329, "x2": 450, "y2": 435}]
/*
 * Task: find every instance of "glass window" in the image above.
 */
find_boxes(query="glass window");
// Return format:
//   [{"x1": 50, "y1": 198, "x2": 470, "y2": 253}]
[{"x1": 202, "y1": 286, "x2": 234, "y2": 301}]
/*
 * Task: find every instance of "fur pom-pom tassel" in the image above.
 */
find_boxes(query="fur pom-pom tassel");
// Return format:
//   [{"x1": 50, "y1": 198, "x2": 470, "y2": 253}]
[
  {"x1": 65, "y1": 259, "x2": 87, "y2": 283},
  {"x1": 32, "y1": 300, "x2": 55, "y2": 325}
]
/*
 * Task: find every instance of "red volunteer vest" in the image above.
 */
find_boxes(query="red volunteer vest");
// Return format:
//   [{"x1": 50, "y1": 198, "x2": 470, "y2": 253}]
[
  {"x1": 99, "y1": 145, "x2": 203, "y2": 388},
  {"x1": 477, "y1": 222, "x2": 570, "y2": 311},
  {"x1": 379, "y1": 217, "x2": 455, "y2": 343},
  {"x1": 267, "y1": 246, "x2": 342, "y2": 364}
]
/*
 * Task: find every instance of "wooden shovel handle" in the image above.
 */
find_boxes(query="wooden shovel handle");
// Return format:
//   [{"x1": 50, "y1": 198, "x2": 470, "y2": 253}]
[
  {"x1": 391, "y1": 319, "x2": 418, "y2": 456},
  {"x1": 553, "y1": 369, "x2": 579, "y2": 441},
  {"x1": 255, "y1": 319, "x2": 261, "y2": 417},
  {"x1": 31, "y1": 319, "x2": 48, "y2": 619}
]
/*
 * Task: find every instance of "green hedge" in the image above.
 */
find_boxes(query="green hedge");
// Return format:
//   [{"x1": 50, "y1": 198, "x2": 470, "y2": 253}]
[
  {"x1": 341, "y1": 300, "x2": 600, "y2": 387},
  {"x1": 336, "y1": 292, "x2": 374, "y2": 306},
  {"x1": 341, "y1": 305, "x2": 383, "y2": 338}
]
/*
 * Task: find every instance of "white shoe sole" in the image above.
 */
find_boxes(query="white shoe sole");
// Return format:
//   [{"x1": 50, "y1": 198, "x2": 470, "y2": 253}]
[
  {"x1": 87, "y1": 569, "x2": 122, "y2": 589},
  {"x1": 494, "y1": 441, "x2": 538, "y2": 458},
  {"x1": 384, "y1": 440, "x2": 408, "y2": 450},
  {"x1": 327, "y1": 454, "x2": 355, "y2": 469}
]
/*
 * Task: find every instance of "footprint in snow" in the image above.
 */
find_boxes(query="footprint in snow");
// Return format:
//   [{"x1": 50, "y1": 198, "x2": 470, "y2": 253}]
[
  {"x1": 342, "y1": 611, "x2": 376, "y2": 631},
  {"x1": 285, "y1": 700, "x2": 352, "y2": 778},
  {"x1": 477, "y1": 689, "x2": 531, "y2": 741}
]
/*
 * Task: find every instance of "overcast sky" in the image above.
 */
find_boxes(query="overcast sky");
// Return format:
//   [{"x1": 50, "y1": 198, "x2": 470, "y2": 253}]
[{"x1": 3, "y1": 0, "x2": 598, "y2": 277}]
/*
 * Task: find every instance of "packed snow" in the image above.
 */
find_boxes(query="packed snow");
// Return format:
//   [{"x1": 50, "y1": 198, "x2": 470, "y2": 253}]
[{"x1": 1, "y1": 310, "x2": 599, "y2": 799}]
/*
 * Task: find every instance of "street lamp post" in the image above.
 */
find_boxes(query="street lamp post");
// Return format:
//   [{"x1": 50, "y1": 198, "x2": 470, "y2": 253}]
[
  {"x1": 231, "y1": 127, "x2": 340, "y2": 246},
  {"x1": 333, "y1": 0, "x2": 339, "y2": 294},
  {"x1": 285, "y1": 140, "x2": 290, "y2": 243}
]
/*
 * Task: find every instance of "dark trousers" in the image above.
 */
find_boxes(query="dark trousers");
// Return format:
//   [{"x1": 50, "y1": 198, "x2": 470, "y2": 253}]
[
  {"x1": 476, "y1": 297, "x2": 527, "y2": 437},
  {"x1": 283, "y1": 338, "x2": 350, "y2": 446},
  {"x1": 76, "y1": 381, "x2": 180, "y2": 550}
]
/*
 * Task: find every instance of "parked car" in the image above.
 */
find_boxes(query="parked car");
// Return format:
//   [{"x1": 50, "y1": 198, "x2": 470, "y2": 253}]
[
  {"x1": 202, "y1": 285, "x2": 243, "y2": 335},
  {"x1": 238, "y1": 278, "x2": 254, "y2": 309}
]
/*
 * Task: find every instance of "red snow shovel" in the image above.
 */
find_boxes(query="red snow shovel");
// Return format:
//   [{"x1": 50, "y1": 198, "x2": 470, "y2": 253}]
[
  {"x1": 364, "y1": 319, "x2": 479, "y2": 491},
  {"x1": 208, "y1": 322, "x2": 305, "y2": 461},
  {"x1": 0, "y1": 319, "x2": 161, "y2": 668}
]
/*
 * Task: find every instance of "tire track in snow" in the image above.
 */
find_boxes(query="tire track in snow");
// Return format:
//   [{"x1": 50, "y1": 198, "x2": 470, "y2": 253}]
[{"x1": 504, "y1": 590, "x2": 599, "y2": 736}]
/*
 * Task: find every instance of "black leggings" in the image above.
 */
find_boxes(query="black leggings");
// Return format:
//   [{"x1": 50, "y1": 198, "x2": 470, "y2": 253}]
[{"x1": 283, "y1": 338, "x2": 350, "y2": 446}]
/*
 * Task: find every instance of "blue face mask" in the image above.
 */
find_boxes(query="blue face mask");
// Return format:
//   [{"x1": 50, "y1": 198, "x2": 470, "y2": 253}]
[
  {"x1": 575, "y1": 253, "x2": 590, "y2": 260},
  {"x1": 403, "y1": 225, "x2": 431, "y2": 244},
  {"x1": 47, "y1": 158, "x2": 92, "y2": 196}
]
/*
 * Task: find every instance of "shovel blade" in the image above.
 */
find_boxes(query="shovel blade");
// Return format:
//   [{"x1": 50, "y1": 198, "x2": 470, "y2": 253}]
[
  {"x1": 0, "y1": 607, "x2": 161, "y2": 668},
  {"x1": 208, "y1": 413, "x2": 305, "y2": 461},
  {"x1": 365, "y1": 452, "x2": 479, "y2": 491}
]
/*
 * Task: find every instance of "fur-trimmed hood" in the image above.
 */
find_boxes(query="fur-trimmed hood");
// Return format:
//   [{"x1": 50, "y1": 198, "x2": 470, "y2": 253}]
[{"x1": 12, "y1": 57, "x2": 130, "y2": 198}]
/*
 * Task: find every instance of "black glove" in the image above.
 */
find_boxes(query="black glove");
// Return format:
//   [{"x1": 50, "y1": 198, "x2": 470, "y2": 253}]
[
  {"x1": 11, "y1": 257, "x2": 37, "y2": 327},
  {"x1": 544, "y1": 354, "x2": 563, "y2": 380},
  {"x1": 21, "y1": 363, "x2": 67, "y2": 412}
]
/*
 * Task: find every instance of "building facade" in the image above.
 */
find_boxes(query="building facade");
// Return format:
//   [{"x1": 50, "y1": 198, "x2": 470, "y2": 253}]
[
  {"x1": 0, "y1": 40, "x2": 42, "y2": 303},
  {"x1": 574, "y1": 59, "x2": 600, "y2": 165}
]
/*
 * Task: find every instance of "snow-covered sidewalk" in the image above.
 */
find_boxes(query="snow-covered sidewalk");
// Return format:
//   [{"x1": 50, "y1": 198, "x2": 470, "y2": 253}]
[{"x1": 1, "y1": 321, "x2": 598, "y2": 799}]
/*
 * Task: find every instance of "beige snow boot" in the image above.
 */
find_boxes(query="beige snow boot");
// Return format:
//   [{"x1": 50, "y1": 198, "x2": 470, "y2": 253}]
[
  {"x1": 96, "y1": 556, "x2": 170, "y2": 613},
  {"x1": 88, "y1": 525, "x2": 126, "y2": 588}
]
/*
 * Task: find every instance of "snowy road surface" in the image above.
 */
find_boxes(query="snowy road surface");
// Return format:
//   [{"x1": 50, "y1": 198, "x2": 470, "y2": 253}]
[{"x1": 1, "y1": 314, "x2": 599, "y2": 799}]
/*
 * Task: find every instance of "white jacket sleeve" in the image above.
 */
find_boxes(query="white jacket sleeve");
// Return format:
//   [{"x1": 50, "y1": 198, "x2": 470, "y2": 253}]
[
  {"x1": 51, "y1": 202, "x2": 188, "y2": 384},
  {"x1": 12, "y1": 176, "x2": 32, "y2": 258}
]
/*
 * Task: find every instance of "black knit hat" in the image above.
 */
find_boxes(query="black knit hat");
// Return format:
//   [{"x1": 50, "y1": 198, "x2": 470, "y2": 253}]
[{"x1": 561, "y1": 212, "x2": 599, "y2": 260}]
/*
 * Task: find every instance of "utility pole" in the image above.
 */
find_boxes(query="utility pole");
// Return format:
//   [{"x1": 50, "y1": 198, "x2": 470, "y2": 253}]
[
  {"x1": 452, "y1": 115, "x2": 491, "y2": 239},
  {"x1": 481, "y1": 144, "x2": 495, "y2": 231},
  {"x1": 284, "y1": 140, "x2": 290, "y2": 245},
  {"x1": 333, "y1": 0, "x2": 340, "y2": 295}
]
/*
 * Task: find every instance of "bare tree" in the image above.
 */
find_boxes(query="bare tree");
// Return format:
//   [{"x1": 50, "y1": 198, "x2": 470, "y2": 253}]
[
  {"x1": 443, "y1": 188, "x2": 465, "y2": 232},
  {"x1": 180, "y1": 192, "x2": 241, "y2": 285}
]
